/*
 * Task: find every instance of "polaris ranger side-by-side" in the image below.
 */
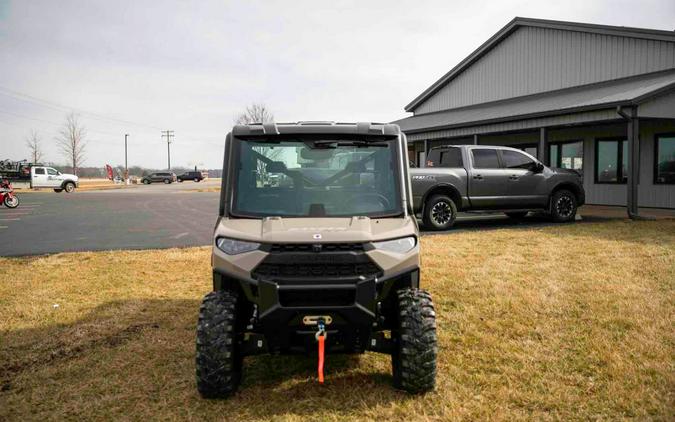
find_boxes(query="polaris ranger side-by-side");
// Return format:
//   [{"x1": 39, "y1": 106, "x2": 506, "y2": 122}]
[{"x1": 196, "y1": 122, "x2": 437, "y2": 398}]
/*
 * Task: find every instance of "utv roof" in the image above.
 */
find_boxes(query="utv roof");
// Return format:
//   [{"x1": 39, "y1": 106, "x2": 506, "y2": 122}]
[{"x1": 231, "y1": 121, "x2": 402, "y2": 137}]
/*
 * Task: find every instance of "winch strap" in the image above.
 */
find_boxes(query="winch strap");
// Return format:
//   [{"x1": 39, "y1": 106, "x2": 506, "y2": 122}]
[{"x1": 318, "y1": 334, "x2": 325, "y2": 383}]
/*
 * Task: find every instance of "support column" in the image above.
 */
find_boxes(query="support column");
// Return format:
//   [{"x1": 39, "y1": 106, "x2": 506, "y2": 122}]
[
  {"x1": 538, "y1": 127, "x2": 548, "y2": 164},
  {"x1": 473, "y1": 134, "x2": 479, "y2": 145},
  {"x1": 627, "y1": 115, "x2": 640, "y2": 218},
  {"x1": 423, "y1": 140, "x2": 429, "y2": 167}
]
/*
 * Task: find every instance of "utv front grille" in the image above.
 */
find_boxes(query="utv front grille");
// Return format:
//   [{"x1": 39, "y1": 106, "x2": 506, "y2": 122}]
[
  {"x1": 279, "y1": 288, "x2": 355, "y2": 307},
  {"x1": 252, "y1": 242, "x2": 381, "y2": 283}
]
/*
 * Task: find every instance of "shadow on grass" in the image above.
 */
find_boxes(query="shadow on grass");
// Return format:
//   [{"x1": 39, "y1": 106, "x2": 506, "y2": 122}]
[{"x1": 1, "y1": 298, "x2": 410, "y2": 419}]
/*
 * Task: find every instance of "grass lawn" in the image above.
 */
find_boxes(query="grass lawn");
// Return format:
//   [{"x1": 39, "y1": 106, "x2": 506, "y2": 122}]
[{"x1": 1, "y1": 221, "x2": 673, "y2": 421}]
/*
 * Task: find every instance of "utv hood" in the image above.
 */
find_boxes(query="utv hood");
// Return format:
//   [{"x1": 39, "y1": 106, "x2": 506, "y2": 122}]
[{"x1": 214, "y1": 216, "x2": 418, "y2": 244}]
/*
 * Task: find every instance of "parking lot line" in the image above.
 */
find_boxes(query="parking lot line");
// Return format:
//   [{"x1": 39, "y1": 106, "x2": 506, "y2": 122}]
[{"x1": 0, "y1": 218, "x2": 21, "y2": 221}]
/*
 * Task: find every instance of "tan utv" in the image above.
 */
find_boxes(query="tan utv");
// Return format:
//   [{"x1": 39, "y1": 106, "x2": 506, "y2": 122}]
[{"x1": 196, "y1": 122, "x2": 437, "y2": 398}]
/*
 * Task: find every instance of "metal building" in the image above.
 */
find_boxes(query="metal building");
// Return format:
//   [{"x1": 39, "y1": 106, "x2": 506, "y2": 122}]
[{"x1": 394, "y1": 17, "x2": 675, "y2": 212}]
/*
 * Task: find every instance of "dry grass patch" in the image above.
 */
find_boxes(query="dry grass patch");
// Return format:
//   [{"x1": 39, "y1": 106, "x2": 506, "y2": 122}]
[{"x1": 1, "y1": 221, "x2": 673, "y2": 421}]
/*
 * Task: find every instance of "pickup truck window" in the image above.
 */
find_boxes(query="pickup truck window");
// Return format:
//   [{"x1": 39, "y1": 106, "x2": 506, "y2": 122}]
[
  {"x1": 472, "y1": 149, "x2": 500, "y2": 169},
  {"x1": 428, "y1": 148, "x2": 463, "y2": 168},
  {"x1": 501, "y1": 150, "x2": 535, "y2": 169},
  {"x1": 34, "y1": 168, "x2": 45, "y2": 175},
  {"x1": 47, "y1": 168, "x2": 58, "y2": 175}
]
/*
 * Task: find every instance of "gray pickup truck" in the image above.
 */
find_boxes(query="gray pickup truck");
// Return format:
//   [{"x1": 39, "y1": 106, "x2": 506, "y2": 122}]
[{"x1": 411, "y1": 145, "x2": 585, "y2": 230}]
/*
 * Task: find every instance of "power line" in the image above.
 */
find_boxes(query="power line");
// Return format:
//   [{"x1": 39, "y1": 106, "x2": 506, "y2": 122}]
[{"x1": 0, "y1": 85, "x2": 163, "y2": 131}]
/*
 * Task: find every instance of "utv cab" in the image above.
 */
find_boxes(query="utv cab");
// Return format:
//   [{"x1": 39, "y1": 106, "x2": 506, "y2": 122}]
[{"x1": 196, "y1": 122, "x2": 437, "y2": 398}]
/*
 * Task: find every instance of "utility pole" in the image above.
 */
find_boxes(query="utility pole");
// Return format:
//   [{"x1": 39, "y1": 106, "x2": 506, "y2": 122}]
[
  {"x1": 124, "y1": 134, "x2": 129, "y2": 172},
  {"x1": 124, "y1": 133, "x2": 129, "y2": 184},
  {"x1": 161, "y1": 130, "x2": 174, "y2": 170}
]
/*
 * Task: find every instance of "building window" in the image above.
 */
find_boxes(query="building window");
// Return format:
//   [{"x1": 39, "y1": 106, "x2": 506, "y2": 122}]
[
  {"x1": 513, "y1": 143, "x2": 537, "y2": 159},
  {"x1": 549, "y1": 141, "x2": 583, "y2": 170},
  {"x1": 655, "y1": 134, "x2": 675, "y2": 184},
  {"x1": 471, "y1": 148, "x2": 500, "y2": 169},
  {"x1": 595, "y1": 138, "x2": 627, "y2": 184}
]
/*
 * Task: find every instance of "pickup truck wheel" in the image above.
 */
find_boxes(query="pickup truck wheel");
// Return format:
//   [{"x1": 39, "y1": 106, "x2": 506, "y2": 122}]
[
  {"x1": 505, "y1": 211, "x2": 528, "y2": 219},
  {"x1": 142, "y1": 179, "x2": 150, "y2": 184},
  {"x1": 194, "y1": 178, "x2": 200, "y2": 182},
  {"x1": 550, "y1": 189, "x2": 577, "y2": 223},
  {"x1": 423, "y1": 195, "x2": 457, "y2": 230},
  {"x1": 196, "y1": 290, "x2": 243, "y2": 398},
  {"x1": 391, "y1": 288, "x2": 437, "y2": 394},
  {"x1": 164, "y1": 179, "x2": 171, "y2": 184},
  {"x1": 63, "y1": 182, "x2": 75, "y2": 193},
  {"x1": 177, "y1": 179, "x2": 183, "y2": 183}
]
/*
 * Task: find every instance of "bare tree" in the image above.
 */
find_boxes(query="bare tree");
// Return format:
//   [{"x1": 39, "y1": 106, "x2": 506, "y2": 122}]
[
  {"x1": 56, "y1": 113, "x2": 87, "y2": 175},
  {"x1": 234, "y1": 103, "x2": 274, "y2": 125},
  {"x1": 25, "y1": 130, "x2": 43, "y2": 164},
  {"x1": 234, "y1": 103, "x2": 281, "y2": 185}
]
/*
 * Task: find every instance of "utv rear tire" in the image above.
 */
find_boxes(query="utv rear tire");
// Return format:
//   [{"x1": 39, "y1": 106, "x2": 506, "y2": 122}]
[
  {"x1": 391, "y1": 288, "x2": 437, "y2": 394},
  {"x1": 550, "y1": 189, "x2": 577, "y2": 223},
  {"x1": 196, "y1": 290, "x2": 242, "y2": 398},
  {"x1": 422, "y1": 195, "x2": 457, "y2": 230}
]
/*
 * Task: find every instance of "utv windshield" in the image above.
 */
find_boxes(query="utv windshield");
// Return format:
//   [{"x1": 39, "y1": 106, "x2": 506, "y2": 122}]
[{"x1": 231, "y1": 137, "x2": 403, "y2": 218}]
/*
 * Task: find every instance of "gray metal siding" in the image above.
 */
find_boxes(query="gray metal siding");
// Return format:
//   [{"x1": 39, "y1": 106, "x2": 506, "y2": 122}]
[{"x1": 415, "y1": 26, "x2": 675, "y2": 114}]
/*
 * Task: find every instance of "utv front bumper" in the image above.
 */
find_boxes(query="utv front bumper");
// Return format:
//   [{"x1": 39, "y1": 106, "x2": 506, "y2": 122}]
[{"x1": 213, "y1": 266, "x2": 419, "y2": 355}]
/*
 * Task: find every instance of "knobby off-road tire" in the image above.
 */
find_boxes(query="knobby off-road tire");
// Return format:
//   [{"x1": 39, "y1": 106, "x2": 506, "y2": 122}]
[
  {"x1": 550, "y1": 189, "x2": 577, "y2": 223},
  {"x1": 196, "y1": 290, "x2": 243, "y2": 399},
  {"x1": 392, "y1": 288, "x2": 437, "y2": 394},
  {"x1": 422, "y1": 194, "x2": 457, "y2": 231}
]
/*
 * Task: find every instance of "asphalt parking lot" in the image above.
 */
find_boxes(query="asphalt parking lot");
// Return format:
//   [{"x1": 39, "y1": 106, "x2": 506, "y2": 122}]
[{"x1": 1, "y1": 180, "x2": 580, "y2": 257}]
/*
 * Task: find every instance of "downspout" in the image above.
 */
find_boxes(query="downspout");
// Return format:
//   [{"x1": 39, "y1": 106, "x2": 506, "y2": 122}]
[{"x1": 616, "y1": 106, "x2": 653, "y2": 221}]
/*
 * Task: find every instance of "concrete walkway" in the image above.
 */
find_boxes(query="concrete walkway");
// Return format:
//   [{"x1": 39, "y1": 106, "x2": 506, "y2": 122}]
[{"x1": 579, "y1": 205, "x2": 675, "y2": 220}]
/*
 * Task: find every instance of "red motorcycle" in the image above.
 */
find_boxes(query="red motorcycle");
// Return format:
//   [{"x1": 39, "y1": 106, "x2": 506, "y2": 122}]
[{"x1": 0, "y1": 179, "x2": 19, "y2": 208}]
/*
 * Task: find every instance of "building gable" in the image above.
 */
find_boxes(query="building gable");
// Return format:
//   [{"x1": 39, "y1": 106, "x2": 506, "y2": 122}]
[{"x1": 411, "y1": 20, "x2": 675, "y2": 115}]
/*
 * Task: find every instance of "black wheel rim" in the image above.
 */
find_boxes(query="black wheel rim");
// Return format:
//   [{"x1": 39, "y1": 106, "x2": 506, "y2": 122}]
[
  {"x1": 431, "y1": 201, "x2": 452, "y2": 225},
  {"x1": 556, "y1": 195, "x2": 574, "y2": 218}
]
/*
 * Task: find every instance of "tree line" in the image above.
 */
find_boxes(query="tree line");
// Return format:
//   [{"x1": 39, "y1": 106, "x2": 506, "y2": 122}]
[{"x1": 19, "y1": 103, "x2": 274, "y2": 177}]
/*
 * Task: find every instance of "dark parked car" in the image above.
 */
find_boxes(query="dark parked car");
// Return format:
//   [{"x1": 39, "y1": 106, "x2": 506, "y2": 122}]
[
  {"x1": 411, "y1": 145, "x2": 585, "y2": 230},
  {"x1": 177, "y1": 171, "x2": 204, "y2": 182},
  {"x1": 141, "y1": 172, "x2": 176, "y2": 184}
]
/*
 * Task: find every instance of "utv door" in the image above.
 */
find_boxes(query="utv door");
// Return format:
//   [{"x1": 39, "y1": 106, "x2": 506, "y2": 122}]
[
  {"x1": 467, "y1": 148, "x2": 511, "y2": 208},
  {"x1": 499, "y1": 149, "x2": 548, "y2": 208}
]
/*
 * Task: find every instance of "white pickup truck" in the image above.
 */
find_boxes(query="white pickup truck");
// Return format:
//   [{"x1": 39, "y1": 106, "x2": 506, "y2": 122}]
[{"x1": 25, "y1": 166, "x2": 79, "y2": 192}]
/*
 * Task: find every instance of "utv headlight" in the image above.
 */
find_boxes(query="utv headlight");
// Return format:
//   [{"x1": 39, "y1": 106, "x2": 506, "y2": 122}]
[
  {"x1": 372, "y1": 236, "x2": 416, "y2": 254},
  {"x1": 216, "y1": 237, "x2": 260, "y2": 255}
]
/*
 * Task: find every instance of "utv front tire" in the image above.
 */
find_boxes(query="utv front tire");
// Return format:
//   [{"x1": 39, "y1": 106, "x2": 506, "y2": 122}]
[
  {"x1": 196, "y1": 290, "x2": 242, "y2": 398},
  {"x1": 392, "y1": 288, "x2": 437, "y2": 394},
  {"x1": 423, "y1": 195, "x2": 457, "y2": 230}
]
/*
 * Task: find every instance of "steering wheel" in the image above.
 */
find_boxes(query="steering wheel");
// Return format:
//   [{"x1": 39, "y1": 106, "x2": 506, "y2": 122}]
[{"x1": 345, "y1": 193, "x2": 391, "y2": 212}]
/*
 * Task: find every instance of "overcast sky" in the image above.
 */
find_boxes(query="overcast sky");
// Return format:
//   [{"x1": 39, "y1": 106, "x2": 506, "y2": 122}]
[{"x1": 1, "y1": 0, "x2": 674, "y2": 169}]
